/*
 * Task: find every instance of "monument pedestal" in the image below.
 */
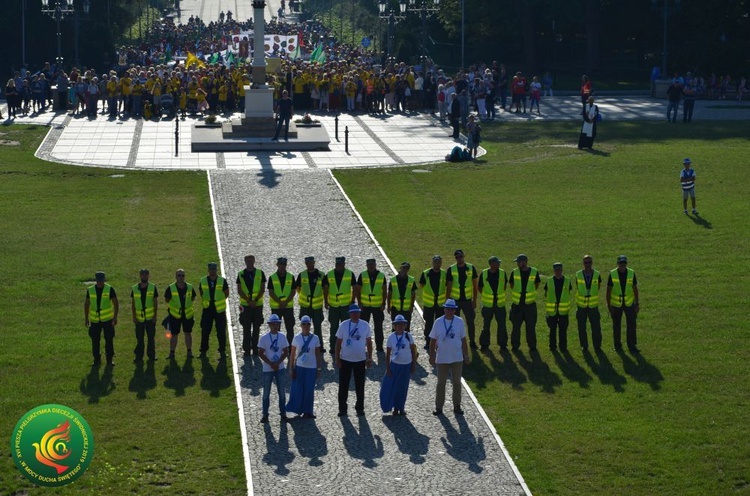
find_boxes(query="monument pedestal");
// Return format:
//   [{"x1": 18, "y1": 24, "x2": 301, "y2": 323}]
[{"x1": 244, "y1": 87, "x2": 275, "y2": 119}]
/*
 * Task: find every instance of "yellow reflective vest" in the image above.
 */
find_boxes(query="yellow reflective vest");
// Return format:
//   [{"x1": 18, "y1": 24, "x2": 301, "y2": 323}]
[
  {"x1": 609, "y1": 268, "x2": 635, "y2": 307},
  {"x1": 88, "y1": 284, "x2": 115, "y2": 323},
  {"x1": 390, "y1": 275, "x2": 415, "y2": 311},
  {"x1": 269, "y1": 272, "x2": 295, "y2": 309},
  {"x1": 511, "y1": 267, "x2": 538, "y2": 304},
  {"x1": 326, "y1": 269, "x2": 354, "y2": 307},
  {"x1": 545, "y1": 276, "x2": 571, "y2": 316},
  {"x1": 421, "y1": 269, "x2": 447, "y2": 307},
  {"x1": 480, "y1": 268, "x2": 506, "y2": 308},
  {"x1": 168, "y1": 283, "x2": 194, "y2": 319},
  {"x1": 360, "y1": 271, "x2": 385, "y2": 308},
  {"x1": 298, "y1": 270, "x2": 324, "y2": 309},
  {"x1": 132, "y1": 282, "x2": 156, "y2": 322},
  {"x1": 238, "y1": 269, "x2": 264, "y2": 306},
  {"x1": 449, "y1": 263, "x2": 475, "y2": 300},
  {"x1": 199, "y1": 276, "x2": 227, "y2": 313},
  {"x1": 574, "y1": 269, "x2": 600, "y2": 308}
]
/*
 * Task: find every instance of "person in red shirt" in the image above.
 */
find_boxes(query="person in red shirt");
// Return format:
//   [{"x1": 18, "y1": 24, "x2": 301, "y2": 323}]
[
  {"x1": 580, "y1": 75, "x2": 592, "y2": 111},
  {"x1": 512, "y1": 71, "x2": 526, "y2": 114}
]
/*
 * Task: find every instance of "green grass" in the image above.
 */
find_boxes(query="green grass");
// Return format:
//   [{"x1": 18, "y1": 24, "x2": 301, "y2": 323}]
[
  {"x1": 334, "y1": 120, "x2": 750, "y2": 495},
  {"x1": 0, "y1": 125, "x2": 245, "y2": 495}
]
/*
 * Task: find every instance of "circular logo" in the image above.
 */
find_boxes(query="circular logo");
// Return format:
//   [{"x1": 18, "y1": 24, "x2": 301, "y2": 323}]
[{"x1": 10, "y1": 404, "x2": 94, "y2": 487}]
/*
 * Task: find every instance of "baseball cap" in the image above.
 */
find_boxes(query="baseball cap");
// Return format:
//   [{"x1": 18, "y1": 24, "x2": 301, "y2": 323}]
[
  {"x1": 95, "y1": 271, "x2": 106, "y2": 281},
  {"x1": 514, "y1": 254, "x2": 528, "y2": 262},
  {"x1": 488, "y1": 256, "x2": 501, "y2": 264},
  {"x1": 617, "y1": 255, "x2": 628, "y2": 263}
]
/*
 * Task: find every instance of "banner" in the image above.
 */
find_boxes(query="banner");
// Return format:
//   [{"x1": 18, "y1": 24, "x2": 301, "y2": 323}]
[{"x1": 264, "y1": 34, "x2": 297, "y2": 56}]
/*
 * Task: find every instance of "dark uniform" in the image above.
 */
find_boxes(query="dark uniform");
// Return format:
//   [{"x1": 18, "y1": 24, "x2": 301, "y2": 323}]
[
  {"x1": 544, "y1": 263, "x2": 573, "y2": 352},
  {"x1": 85, "y1": 271, "x2": 118, "y2": 366},
  {"x1": 446, "y1": 250, "x2": 479, "y2": 347},
  {"x1": 268, "y1": 257, "x2": 296, "y2": 344},
  {"x1": 296, "y1": 256, "x2": 325, "y2": 351},
  {"x1": 478, "y1": 257, "x2": 507, "y2": 349},
  {"x1": 131, "y1": 271, "x2": 158, "y2": 362},
  {"x1": 388, "y1": 262, "x2": 417, "y2": 332},
  {"x1": 419, "y1": 256, "x2": 447, "y2": 350},
  {"x1": 607, "y1": 255, "x2": 639, "y2": 352},
  {"x1": 323, "y1": 257, "x2": 358, "y2": 353},
  {"x1": 509, "y1": 254, "x2": 541, "y2": 351}
]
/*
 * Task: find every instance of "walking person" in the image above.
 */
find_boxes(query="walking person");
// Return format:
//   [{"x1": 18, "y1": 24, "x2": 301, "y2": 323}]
[
  {"x1": 268, "y1": 257, "x2": 296, "y2": 343},
  {"x1": 324, "y1": 257, "x2": 358, "y2": 354},
  {"x1": 198, "y1": 262, "x2": 230, "y2": 360},
  {"x1": 478, "y1": 256, "x2": 508, "y2": 351},
  {"x1": 680, "y1": 158, "x2": 698, "y2": 215},
  {"x1": 237, "y1": 255, "x2": 266, "y2": 356},
  {"x1": 508, "y1": 254, "x2": 541, "y2": 352},
  {"x1": 165, "y1": 269, "x2": 196, "y2": 359},
  {"x1": 85, "y1": 271, "x2": 119, "y2": 367},
  {"x1": 419, "y1": 255, "x2": 448, "y2": 351},
  {"x1": 258, "y1": 314, "x2": 290, "y2": 423},
  {"x1": 131, "y1": 269, "x2": 158, "y2": 363},
  {"x1": 544, "y1": 263, "x2": 573, "y2": 352},
  {"x1": 574, "y1": 255, "x2": 603, "y2": 351},
  {"x1": 446, "y1": 249, "x2": 479, "y2": 348},
  {"x1": 357, "y1": 258, "x2": 387, "y2": 353},
  {"x1": 296, "y1": 256, "x2": 325, "y2": 352},
  {"x1": 387, "y1": 262, "x2": 418, "y2": 331},
  {"x1": 335, "y1": 304, "x2": 374, "y2": 417},
  {"x1": 606, "y1": 255, "x2": 640, "y2": 353},
  {"x1": 286, "y1": 316, "x2": 322, "y2": 419},
  {"x1": 429, "y1": 299, "x2": 470, "y2": 416},
  {"x1": 380, "y1": 315, "x2": 417, "y2": 416}
]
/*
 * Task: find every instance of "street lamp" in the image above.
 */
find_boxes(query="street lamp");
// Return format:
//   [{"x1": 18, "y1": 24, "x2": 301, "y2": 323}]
[
  {"x1": 405, "y1": 0, "x2": 439, "y2": 70},
  {"x1": 652, "y1": 0, "x2": 681, "y2": 78},
  {"x1": 73, "y1": 0, "x2": 91, "y2": 68},
  {"x1": 41, "y1": 0, "x2": 75, "y2": 67},
  {"x1": 378, "y1": 0, "x2": 406, "y2": 60}
]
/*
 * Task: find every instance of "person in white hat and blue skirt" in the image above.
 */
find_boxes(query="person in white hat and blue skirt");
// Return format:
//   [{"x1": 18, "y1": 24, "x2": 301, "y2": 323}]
[
  {"x1": 380, "y1": 314, "x2": 417, "y2": 415},
  {"x1": 286, "y1": 315, "x2": 322, "y2": 418},
  {"x1": 258, "y1": 314, "x2": 290, "y2": 423}
]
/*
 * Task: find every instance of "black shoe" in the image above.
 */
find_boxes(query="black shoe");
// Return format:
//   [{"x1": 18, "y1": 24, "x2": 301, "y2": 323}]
[
  {"x1": 511, "y1": 346, "x2": 519, "y2": 352},
  {"x1": 432, "y1": 410, "x2": 443, "y2": 416},
  {"x1": 259, "y1": 416, "x2": 269, "y2": 424},
  {"x1": 219, "y1": 353, "x2": 227, "y2": 361},
  {"x1": 469, "y1": 342, "x2": 478, "y2": 349},
  {"x1": 629, "y1": 347, "x2": 641, "y2": 354},
  {"x1": 338, "y1": 411, "x2": 347, "y2": 417},
  {"x1": 106, "y1": 361, "x2": 115, "y2": 367},
  {"x1": 376, "y1": 347, "x2": 385, "y2": 353},
  {"x1": 320, "y1": 348, "x2": 327, "y2": 353},
  {"x1": 529, "y1": 347, "x2": 537, "y2": 352},
  {"x1": 423, "y1": 344, "x2": 430, "y2": 351},
  {"x1": 356, "y1": 410, "x2": 365, "y2": 416},
  {"x1": 92, "y1": 360, "x2": 101, "y2": 367},
  {"x1": 454, "y1": 408, "x2": 464, "y2": 415},
  {"x1": 560, "y1": 348, "x2": 568, "y2": 353},
  {"x1": 550, "y1": 347, "x2": 557, "y2": 352}
]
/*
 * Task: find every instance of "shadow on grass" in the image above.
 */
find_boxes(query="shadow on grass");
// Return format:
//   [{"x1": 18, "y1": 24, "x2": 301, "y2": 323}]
[
  {"x1": 340, "y1": 416, "x2": 384, "y2": 468},
  {"x1": 288, "y1": 416, "x2": 328, "y2": 466},
  {"x1": 79, "y1": 364, "x2": 116, "y2": 404},
  {"x1": 618, "y1": 351, "x2": 664, "y2": 391},
  {"x1": 513, "y1": 349, "x2": 562, "y2": 393},
  {"x1": 128, "y1": 360, "x2": 157, "y2": 399},
  {"x1": 464, "y1": 348, "x2": 496, "y2": 390},
  {"x1": 262, "y1": 421, "x2": 294, "y2": 475},
  {"x1": 553, "y1": 351, "x2": 593, "y2": 388},
  {"x1": 689, "y1": 213, "x2": 713, "y2": 229},
  {"x1": 438, "y1": 414, "x2": 486, "y2": 473},
  {"x1": 162, "y1": 356, "x2": 196, "y2": 396},
  {"x1": 382, "y1": 414, "x2": 430, "y2": 464},
  {"x1": 484, "y1": 348, "x2": 527, "y2": 390},
  {"x1": 200, "y1": 357, "x2": 231, "y2": 397},
  {"x1": 583, "y1": 349, "x2": 627, "y2": 392}
]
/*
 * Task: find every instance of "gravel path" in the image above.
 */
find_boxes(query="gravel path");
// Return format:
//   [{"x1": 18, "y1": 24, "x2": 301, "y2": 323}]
[{"x1": 210, "y1": 168, "x2": 529, "y2": 495}]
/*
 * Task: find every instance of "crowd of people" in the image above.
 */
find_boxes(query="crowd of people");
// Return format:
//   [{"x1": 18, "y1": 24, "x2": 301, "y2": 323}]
[{"x1": 85, "y1": 250, "x2": 641, "y2": 421}]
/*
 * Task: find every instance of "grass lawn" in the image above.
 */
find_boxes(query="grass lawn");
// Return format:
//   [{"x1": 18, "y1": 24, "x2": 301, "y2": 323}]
[
  {"x1": 0, "y1": 125, "x2": 246, "y2": 495},
  {"x1": 334, "y1": 120, "x2": 750, "y2": 495}
]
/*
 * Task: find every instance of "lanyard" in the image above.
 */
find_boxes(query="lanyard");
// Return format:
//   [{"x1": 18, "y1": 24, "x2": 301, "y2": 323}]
[
  {"x1": 443, "y1": 318, "x2": 454, "y2": 341},
  {"x1": 395, "y1": 333, "x2": 405, "y2": 350},
  {"x1": 300, "y1": 334, "x2": 314, "y2": 354},
  {"x1": 348, "y1": 321, "x2": 359, "y2": 339},
  {"x1": 270, "y1": 334, "x2": 279, "y2": 351}
]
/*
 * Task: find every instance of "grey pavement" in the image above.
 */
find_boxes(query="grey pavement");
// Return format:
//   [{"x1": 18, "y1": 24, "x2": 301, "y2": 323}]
[{"x1": 174, "y1": 0, "x2": 284, "y2": 23}]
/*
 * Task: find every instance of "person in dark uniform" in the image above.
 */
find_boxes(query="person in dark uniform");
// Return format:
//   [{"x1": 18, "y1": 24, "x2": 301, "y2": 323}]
[
  {"x1": 449, "y1": 92, "x2": 461, "y2": 139},
  {"x1": 271, "y1": 89, "x2": 294, "y2": 141},
  {"x1": 85, "y1": 271, "x2": 119, "y2": 367},
  {"x1": 237, "y1": 255, "x2": 266, "y2": 356},
  {"x1": 323, "y1": 257, "x2": 358, "y2": 354},
  {"x1": 268, "y1": 257, "x2": 296, "y2": 344},
  {"x1": 131, "y1": 268, "x2": 158, "y2": 363},
  {"x1": 358, "y1": 258, "x2": 387, "y2": 353},
  {"x1": 574, "y1": 255, "x2": 602, "y2": 351},
  {"x1": 606, "y1": 255, "x2": 640, "y2": 353},
  {"x1": 296, "y1": 256, "x2": 325, "y2": 352},
  {"x1": 446, "y1": 249, "x2": 479, "y2": 348},
  {"x1": 478, "y1": 256, "x2": 508, "y2": 351},
  {"x1": 387, "y1": 262, "x2": 418, "y2": 332},
  {"x1": 164, "y1": 269, "x2": 197, "y2": 359},
  {"x1": 419, "y1": 255, "x2": 448, "y2": 351},
  {"x1": 508, "y1": 254, "x2": 541, "y2": 352},
  {"x1": 198, "y1": 262, "x2": 230, "y2": 360},
  {"x1": 544, "y1": 262, "x2": 573, "y2": 352}
]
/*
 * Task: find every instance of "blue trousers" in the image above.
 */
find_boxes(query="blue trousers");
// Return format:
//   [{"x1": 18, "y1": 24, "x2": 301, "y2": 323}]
[{"x1": 262, "y1": 369, "x2": 287, "y2": 416}]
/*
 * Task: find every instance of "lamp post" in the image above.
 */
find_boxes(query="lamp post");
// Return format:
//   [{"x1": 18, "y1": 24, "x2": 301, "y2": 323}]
[
  {"x1": 652, "y1": 0, "x2": 681, "y2": 78},
  {"x1": 378, "y1": 0, "x2": 406, "y2": 60},
  {"x1": 73, "y1": 0, "x2": 91, "y2": 68},
  {"x1": 41, "y1": 0, "x2": 75, "y2": 67},
  {"x1": 405, "y1": 0, "x2": 439, "y2": 70}
]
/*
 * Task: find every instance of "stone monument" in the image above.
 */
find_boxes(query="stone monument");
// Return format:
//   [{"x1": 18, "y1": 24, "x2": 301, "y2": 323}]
[{"x1": 244, "y1": 0, "x2": 275, "y2": 122}]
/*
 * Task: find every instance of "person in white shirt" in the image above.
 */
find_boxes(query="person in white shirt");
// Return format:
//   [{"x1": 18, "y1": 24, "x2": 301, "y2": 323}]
[
  {"x1": 286, "y1": 315, "x2": 322, "y2": 418},
  {"x1": 335, "y1": 304, "x2": 373, "y2": 416},
  {"x1": 258, "y1": 314, "x2": 290, "y2": 423},
  {"x1": 429, "y1": 299, "x2": 470, "y2": 416},
  {"x1": 379, "y1": 315, "x2": 417, "y2": 415}
]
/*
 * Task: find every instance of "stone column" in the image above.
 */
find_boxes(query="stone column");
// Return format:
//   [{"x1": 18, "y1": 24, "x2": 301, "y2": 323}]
[{"x1": 252, "y1": 0, "x2": 267, "y2": 87}]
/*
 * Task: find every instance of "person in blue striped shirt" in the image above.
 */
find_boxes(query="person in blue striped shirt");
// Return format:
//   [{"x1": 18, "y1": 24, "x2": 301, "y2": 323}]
[{"x1": 680, "y1": 158, "x2": 698, "y2": 215}]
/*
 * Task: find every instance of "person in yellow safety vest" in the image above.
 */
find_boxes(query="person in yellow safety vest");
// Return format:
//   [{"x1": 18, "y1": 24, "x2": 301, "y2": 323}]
[
  {"x1": 268, "y1": 257, "x2": 297, "y2": 344},
  {"x1": 606, "y1": 255, "x2": 640, "y2": 353},
  {"x1": 323, "y1": 256, "x2": 359, "y2": 354},
  {"x1": 131, "y1": 268, "x2": 158, "y2": 363},
  {"x1": 84, "y1": 271, "x2": 119, "y2": 367},
  {"x1": 237, "y1": 254, "x2": 267, "y2": 356},
  {"x1": 387, "y1": 262, "x2": 418, "y2": 332},
  {"x1": 446, "y1": 249, "x2": 479, "y2": 349},
  {"x1": 164, "y1": 268, "x2": 197, "y2": 359},
  {"x1": 574, "y1": 254, "x2": 602, "y2": 351},
  {"x1": 296, "y1": 256, "x2": 326, "y2": 352},
  {"x1": 357, "y1": 258, "x2": 388, "y2": 352},
  {"x1": 198, "y1": 262, "x2": 230, "y2": 360},
  {"x1": 478, "y1": 256, "x2": 508, "y2": 351},
  {"x1": 544, "y1": 262, "x2": 573, "y2": 352},
  {"x1": 419, "y1": 255, "x2": 448, "y2": 351},
  {"x1": 508, "y1": 254, "x2": 541, "y2": 352}
]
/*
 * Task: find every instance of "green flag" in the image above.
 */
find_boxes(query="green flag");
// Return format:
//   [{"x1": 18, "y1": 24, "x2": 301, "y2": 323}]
[
  {"x1": 209, "y1": 52, "x2": 220, "y2": 64},
  {"x1": 309, "y1": 44, "x2": 322, "y2": 64}
]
